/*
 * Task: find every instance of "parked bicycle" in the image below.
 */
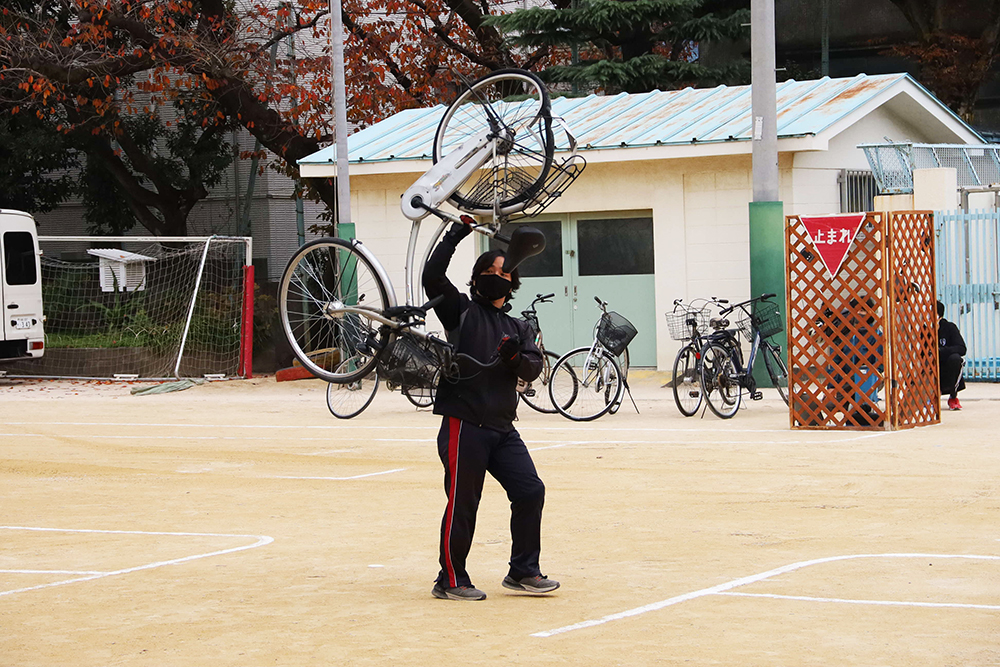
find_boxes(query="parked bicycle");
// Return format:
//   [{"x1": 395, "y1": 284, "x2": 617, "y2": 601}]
[
  {"x1": 278, "y1": 68, "x2": 586, "y2": 412},
  {"x1": 665, "y1": 297, "x2": 729, "y2": 417},
  {"x1": 324, "y1": 353, "x2": 436, "y2": 419},
  {"x1": 698, "y1": 294, "x2": 789, "y2": 419},
  {"x1": 516, "y1": 292, "x2": 566, "y2": 414},
  {"x1": 548, "y1": 296, "x2": 638, "y2": 421}
]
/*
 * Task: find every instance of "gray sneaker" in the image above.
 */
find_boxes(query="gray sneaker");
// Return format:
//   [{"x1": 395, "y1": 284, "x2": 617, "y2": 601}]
[
  {"x1": 502, "y1": 574, "x2": 560, "y2": 594},
  {"x1": 432, "y1": 582, "x2": 487, "y2": 601}
]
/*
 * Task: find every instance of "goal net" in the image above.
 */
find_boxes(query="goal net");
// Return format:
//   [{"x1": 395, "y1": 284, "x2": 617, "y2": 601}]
[{"x1": 3, "y1": 236, "x2": 253, "y2": 381}]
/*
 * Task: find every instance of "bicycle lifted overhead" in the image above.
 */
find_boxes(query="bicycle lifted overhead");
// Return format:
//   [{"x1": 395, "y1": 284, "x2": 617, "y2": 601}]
[
  {"x1": 278, "y1": 69, "x2": 586, "y2": 400},
  {"x1": 698, "y1": 294, "x2": 789, "y2": 419}
]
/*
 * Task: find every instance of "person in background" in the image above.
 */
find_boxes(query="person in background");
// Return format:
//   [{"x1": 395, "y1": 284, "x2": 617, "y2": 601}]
[{"x1": 938, "y1": 300, "x2": 966, "y2": 411}]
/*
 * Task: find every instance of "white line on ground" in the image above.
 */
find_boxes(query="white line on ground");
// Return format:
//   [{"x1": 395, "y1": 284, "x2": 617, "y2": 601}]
[
  {"x1": 270, "y1": 468, "x2": 406, "y2": 480},
  {"x1": 5, "y1": 421, "x2": 888, "y2": 436},
  {"x1": 532, "y1": 553, "x2": 1000, "y2": 638},
  {"x1": 716, "y1": 591, "x2": 1000, "y2": 610},
  {"x1": 0, "y1": 526, "x2": 273, "y2": 598}
]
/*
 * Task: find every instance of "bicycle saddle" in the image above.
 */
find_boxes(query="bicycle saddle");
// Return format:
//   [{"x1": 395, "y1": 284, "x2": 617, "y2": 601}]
[{"x1": 710, "y1": 316, "x2": 730, "y2": 330}]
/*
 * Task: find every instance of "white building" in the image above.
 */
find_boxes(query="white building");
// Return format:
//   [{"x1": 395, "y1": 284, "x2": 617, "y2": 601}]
[{"x1": 304, "y1": 74, "x2": 981, "y2": 368}]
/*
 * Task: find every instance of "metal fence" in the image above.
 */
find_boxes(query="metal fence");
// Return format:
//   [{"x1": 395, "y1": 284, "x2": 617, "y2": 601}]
[
  {"x1": 935, "y1": 210, "x2": 1000, "y2": 381},
  {"x1": 839, "y1": 169, "x2": 878, "y2": 212},
  {"x1": 860, "y1": 143, "x2": 1000, "y2": 195}
]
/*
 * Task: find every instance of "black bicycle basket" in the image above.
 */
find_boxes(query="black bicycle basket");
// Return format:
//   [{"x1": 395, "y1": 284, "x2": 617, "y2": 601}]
[
  {"x1": 739, "y1": 300, "x2": 783, "y2": 341},
  {"x1": 377, "y1": 334, "x2": 452, "y2": 390},
  {"x1": 597, "y1": 311, "x2": 637, "y2": 357},
  {"x1": 521, "y1": 312, "x2": 541, "y2": 336}
]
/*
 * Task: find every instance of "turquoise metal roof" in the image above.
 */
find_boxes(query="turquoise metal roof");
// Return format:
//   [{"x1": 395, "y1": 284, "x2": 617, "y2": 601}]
[{"x1": 299, "y1": 73, "x2": 965, "y2": 167}]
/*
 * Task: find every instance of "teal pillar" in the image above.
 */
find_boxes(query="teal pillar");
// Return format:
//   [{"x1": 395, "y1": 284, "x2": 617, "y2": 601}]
[{"x1": 749, "y1": 200, "x2": 786, "y2": 385}]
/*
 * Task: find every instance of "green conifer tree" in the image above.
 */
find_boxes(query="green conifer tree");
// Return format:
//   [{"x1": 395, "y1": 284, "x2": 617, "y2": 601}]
[{"x1": 485, "y1": 0, "x2": 750, "y2": 94}]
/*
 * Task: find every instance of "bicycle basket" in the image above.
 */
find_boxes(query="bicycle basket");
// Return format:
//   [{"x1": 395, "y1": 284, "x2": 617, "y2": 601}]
[
  {"x1": 519, "y1": 154, "x2": 587, "y2": 218},
  {"x1": 521, "y1": 312, "x2": 541, "y2": 336},
  {"x1": 737, "y1": 300, "x2": 783, "y2": 342},
  {"x1": 377, "y1": 334, "x2": 451, "y2": 391},
  {"x1": 665, "y1": 308, "x2": 710, "y2": 341},
  {"x1": 597, "y1": 311, "x2": 637, "y2": 357}
]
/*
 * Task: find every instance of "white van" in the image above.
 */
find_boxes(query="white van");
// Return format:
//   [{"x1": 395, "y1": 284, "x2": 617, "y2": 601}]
[{"x1": 0, "y1": 210, "x2": 44, "y2": 361}]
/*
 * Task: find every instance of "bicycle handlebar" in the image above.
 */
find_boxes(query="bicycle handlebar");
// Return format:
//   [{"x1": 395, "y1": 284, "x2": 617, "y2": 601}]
[{"x1": 719, "y1": 293, "x2": 777, "y2": 317}]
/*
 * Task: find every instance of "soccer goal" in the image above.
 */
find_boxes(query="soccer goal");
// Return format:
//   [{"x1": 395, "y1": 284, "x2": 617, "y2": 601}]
[{"x1": 2, "y1": 236, "x2": 254, "y2": 381}]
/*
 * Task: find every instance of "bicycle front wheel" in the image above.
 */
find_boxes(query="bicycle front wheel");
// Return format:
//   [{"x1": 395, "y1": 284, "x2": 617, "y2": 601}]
[
  {"x1": 326, "y1": 355, "x2": 379, "y2": 419},
  {"x1": 279, "y1": 238, "x2": 391, "y2": 383},
  {"x1": 520, "y1": 350, "x2": 563, "y2": 414},
  {"x1": 433, "y1": 69, "x2": 554, "y2": 215},
  {"x1": 549, "y1": 347, "x2": 623, "y2": 421},
  {"x1": 608, "y1": 347, "x2": 629, "y2": 415},
  {"x1": 672, "y1": 343, "x2": 702, "y2": 417},
  {"x1": 402, "y1": 382, "x2": 436, "y2": 409},
  {"x1": 762, "y1": 342, "x2": 789, "y2": 406},
  {"x1": 700, "y1": 342, "x2": 741, "y2": 419}
]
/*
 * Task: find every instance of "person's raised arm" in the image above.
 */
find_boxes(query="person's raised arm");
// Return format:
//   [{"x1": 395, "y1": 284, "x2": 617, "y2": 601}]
[{"x1": 422, "y1": 222, "x2": 472, "y2": 331}]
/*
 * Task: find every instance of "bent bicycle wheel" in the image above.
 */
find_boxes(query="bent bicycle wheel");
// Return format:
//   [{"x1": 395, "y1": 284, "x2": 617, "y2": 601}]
[
  {"x1": 520, "y1": 350, "x2": 563, "y2": 414},
  {"x1": 549, "y1": 347, "x2": 622, "y2": 422},
  {"x1": 326, "y1": 355, "x2": 379, "y2": 419},
  {"x1": 433, "y1": 69, "x2": 554, "y2": 215},
  {"x1": 279, "y1": 238, "x2": 391, "y2": 383},
  {"x1": 672, "y1": 344, "x2": 703, "y2": 417},
  {"x1": 762, "y1": 342, "x2": 789, "y2": 406},
  {"x1": 700, "y1": 342, "x2": 741, "y2": 419}
]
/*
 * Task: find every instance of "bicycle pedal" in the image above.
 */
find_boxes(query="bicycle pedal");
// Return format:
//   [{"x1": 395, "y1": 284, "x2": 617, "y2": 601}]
[{"x1": 751, "y1": 391, "x2": 763, "y2": 401}]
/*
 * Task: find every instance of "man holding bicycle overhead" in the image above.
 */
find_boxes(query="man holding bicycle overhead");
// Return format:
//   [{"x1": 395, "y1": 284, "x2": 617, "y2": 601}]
[{"x1": 422, "y1": 220, "x2": 558, "y2": 602}]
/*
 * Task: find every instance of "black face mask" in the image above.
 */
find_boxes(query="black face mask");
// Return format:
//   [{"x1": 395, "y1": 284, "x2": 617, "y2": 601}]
[{"x1": 474, "y1": 273, "x2": 512, "y2": 301}]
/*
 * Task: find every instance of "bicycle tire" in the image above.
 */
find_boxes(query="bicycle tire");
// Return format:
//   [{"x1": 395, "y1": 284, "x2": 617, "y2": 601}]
[
  {"x1": 608, "y1": 347, "x2": 629, "y2": 415},
  {"x1": 326, "y1": 356, "x2": 379, "y2": 419},
  {"x1": 672, "y1": 343, "x2": 702, "y2": 417},
  {"x1": 700, "y1": 342, "x2": 741, "y2": 419},
  {"x1": 761, "y1": 342, "x2": 789, "y2": 406},
  {"x1": 520, "y1": 349, "x2": 563, "y2": 414},
  {"x1": 433, "y1": 69, "x2": 554, "y2": 215},
  {"x1": 549, "y1": 346, "x2": 623, "y2": 422},
  {"x1": 279, "y1": 238, "x2": 391, "y2": 383},
  {"x1": 402, "y1": 382, "x2": 436, "y2": 409}
]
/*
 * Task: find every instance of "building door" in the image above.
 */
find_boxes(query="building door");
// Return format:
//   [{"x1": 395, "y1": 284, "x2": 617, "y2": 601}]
[{"x1": 493, "y1": 214, "x2": 656, "y2": 366}]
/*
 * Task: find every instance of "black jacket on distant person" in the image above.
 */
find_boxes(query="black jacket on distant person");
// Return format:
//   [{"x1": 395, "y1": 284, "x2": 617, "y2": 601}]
[
  {"x1": 939, "y1": 317, "x2": 967, "y2": 394},
  {"x1": 422, "y1": 233, "x2": 542, "y2": 432}
]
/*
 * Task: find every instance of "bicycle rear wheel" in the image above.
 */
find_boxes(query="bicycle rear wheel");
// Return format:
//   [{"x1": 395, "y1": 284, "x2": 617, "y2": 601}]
[
  {"x1": 700, "y1": 342, "x2": 741, "y2": 419},
  {"x1": 761, "y1": 342, "x2": 789, "y2": 405},
  {"x1": 549, "y1": 347, "x2": 623, "y2": 421},
  {"x1": 672, "y1": 343, "x2": 702, "y2": 417},
  {"x1": 520, "y1": 350, "x2": 564, "y2": 414},
  {"x1": 433, "y1": 69, "x2": 554, "y2": 215},
  {"x1": 326, "y1": 355, "x2": 379, "y2": 419},
  {"x1": 608, "y1": 347, "x2": 629, "y2": 414},
  {"x1": 279, "y1": 238, "x2": 391, "y2": 383}
]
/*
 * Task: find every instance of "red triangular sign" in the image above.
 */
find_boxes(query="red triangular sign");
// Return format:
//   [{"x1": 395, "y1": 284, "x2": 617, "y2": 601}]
[{"x1": 799, "y1": 214, "x2": 866, "y2": 278}]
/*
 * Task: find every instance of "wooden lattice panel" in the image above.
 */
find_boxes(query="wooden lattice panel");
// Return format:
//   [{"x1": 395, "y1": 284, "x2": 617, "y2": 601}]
[
  {"x1": 786, "y1": 213, "x2": 889, "y2": 430},
  {"x1": 785, "y1": 211, "x2": 940, "y2": 431},
  {"x1": 886, "y1": 211, "x2": 940, "y2": 429}
]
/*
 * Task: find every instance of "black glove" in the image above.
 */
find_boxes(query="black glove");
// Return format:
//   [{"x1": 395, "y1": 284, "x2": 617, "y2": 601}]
[
  {"x1": 444, "y1": 221, "x2": 473, "y2": 243},
  {"x1": 497, "y1": 334, "x2": 521, "y2": 368}
]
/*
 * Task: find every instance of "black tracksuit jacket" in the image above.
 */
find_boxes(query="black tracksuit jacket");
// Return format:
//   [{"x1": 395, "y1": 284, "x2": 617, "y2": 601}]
[{"x1": 422, "y1": 233, "x2": 542, "y2": 431}]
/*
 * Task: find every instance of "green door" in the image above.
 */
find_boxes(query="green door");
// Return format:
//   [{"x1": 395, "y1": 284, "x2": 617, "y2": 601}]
[
  {"x1": 570, "y1": 216, "x2": 656, "y2": 367},
  {"x1": 491, "y1": 214, "x2": 656, "y2": 366}
]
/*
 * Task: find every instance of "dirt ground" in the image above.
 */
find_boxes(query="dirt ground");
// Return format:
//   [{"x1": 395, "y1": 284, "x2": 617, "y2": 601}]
[{"x1": 1, "y1": 373, "x2": 998, "y2": 667}]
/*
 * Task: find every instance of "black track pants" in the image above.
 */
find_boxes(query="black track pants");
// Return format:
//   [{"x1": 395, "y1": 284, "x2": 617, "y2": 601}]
[
  {"x1": 940, "y1": 353, "x2": 966, "y2": 396},
  {"x1": 436, "y1": 416, "x2": 545, "y2": 588}
]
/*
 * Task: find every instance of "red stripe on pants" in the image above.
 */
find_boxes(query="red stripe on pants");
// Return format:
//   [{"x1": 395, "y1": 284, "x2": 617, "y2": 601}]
[{"x1": 443, "y1": 417, "x2": 462, "y2": 587}]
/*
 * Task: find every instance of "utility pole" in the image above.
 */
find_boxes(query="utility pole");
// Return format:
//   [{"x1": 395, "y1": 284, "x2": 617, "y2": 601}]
[
  {"x1": 751, "y1": 0, "x2": 778, "y2": 202},
  {"x1": 330, "y1": 0, "x2": 351, "y2": 231},
  {"x1": 748, "y1": 0, "x2": 786, "y2": 377}
]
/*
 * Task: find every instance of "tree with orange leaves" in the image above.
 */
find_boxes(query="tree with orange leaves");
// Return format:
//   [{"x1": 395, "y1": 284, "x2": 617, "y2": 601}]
[{"x1": 0, "y1": 0, "x2": 552, "y2": 235}]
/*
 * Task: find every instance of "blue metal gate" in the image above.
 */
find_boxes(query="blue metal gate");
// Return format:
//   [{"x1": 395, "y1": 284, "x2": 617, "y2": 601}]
[{"x1": 935, "y1": 210, "x2": 1000, "y2": 380}]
